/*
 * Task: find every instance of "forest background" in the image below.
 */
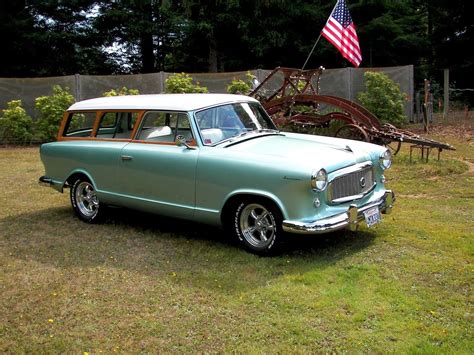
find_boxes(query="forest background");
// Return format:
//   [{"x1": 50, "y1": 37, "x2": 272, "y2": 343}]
[{"x1": 0, "y1": 0, "x2": 472, "y2": 103}]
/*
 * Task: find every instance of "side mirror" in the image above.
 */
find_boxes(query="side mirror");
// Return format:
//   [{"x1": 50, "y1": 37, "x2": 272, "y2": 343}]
[{"x1": 175, "y1": 135, "x2": 196, "y2": 150}]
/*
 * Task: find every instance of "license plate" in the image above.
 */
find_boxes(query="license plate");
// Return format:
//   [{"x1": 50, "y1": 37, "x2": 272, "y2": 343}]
[{"x1": 364, "y1": 207, "x2": 381, "y2": 227}]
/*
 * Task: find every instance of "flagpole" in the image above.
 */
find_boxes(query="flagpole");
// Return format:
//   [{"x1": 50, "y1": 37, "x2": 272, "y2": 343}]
[
  {"x1": 300, "y1": 0, "x2": 340, "y2": 72},
  {"x1": 300, "y1": 33, "x2": 323, "y2": 72}
]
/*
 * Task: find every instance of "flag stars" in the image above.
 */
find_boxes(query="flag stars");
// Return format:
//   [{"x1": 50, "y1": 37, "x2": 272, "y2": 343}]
[{"x1": 333, "y1": 0, "x2": 353, "y2": 28}]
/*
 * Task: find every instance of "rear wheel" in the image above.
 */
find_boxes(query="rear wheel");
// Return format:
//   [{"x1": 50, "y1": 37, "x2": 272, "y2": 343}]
[
  {"x1": 70, "y1": 178, "x2": 105, "y2": 223},
  {"x1": 232, "y1": 199, "x2": 283, "y2": 255}
]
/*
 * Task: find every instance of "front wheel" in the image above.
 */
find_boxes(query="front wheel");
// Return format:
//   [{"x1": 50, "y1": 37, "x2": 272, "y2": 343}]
[
  {"x1": 70, "y1": 178, "x2": 105, "y2": 223},
  {"x1": 232, "y1": 200, "x2": 284, "y2": 255}
]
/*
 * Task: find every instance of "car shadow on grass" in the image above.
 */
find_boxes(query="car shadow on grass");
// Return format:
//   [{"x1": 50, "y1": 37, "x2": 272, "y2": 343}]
[
  {"x1": 104, "y1": 206, "x2": 377, "y2": 256},
  {"x1": 1, "y1": 205, "x2": 378, "y2": 293},
  {"x1": 2, "y1": 204, "x2": 377, "y2": 258}
]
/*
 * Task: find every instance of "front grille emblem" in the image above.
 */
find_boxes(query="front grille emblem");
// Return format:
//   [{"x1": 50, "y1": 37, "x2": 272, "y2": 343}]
[{"x1": 360, "y1": 176, "x2": 366, "y2": 188}]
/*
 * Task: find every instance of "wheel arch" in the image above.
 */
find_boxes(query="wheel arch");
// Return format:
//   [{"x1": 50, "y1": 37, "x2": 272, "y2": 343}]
[
  {"x1": 64, "y1": 170, "x2": 97, "y2": 189},
  {"x1": 220, "y1": 191, "x2": 286, "y2": 227}
]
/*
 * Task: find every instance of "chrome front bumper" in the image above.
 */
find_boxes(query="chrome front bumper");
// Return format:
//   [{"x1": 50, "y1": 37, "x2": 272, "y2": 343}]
[{"x1": 282, "y1": 190, "x2": 395, "y2": 235}]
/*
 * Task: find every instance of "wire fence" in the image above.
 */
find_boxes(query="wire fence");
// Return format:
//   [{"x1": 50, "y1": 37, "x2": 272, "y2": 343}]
[
  {"x1": 0, "y1": 65, "x2": 414, "y2": 119},
  {"x1": 0, "y1": 66, "x2": 416, "y2": 145}
]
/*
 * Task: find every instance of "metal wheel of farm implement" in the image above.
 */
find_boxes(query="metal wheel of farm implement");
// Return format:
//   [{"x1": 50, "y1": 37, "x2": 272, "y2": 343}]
[
  {"x1": 334, "y1": 124, "x2": 370, "y2": 142},
  {"x1": 380, "y1": 123, "x2": 402, "y2": 155}
]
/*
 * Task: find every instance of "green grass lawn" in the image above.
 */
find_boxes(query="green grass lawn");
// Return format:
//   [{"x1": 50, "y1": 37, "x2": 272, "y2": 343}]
[{"x1": 0, "y1": 124, "x2": 472, "y2": 353}]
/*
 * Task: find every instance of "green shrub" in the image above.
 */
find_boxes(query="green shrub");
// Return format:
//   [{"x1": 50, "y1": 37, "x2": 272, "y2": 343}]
[
  {"x1": 358, "y1": 71, "x2": 407, "y2": 126},
  {"x1": 0, "y1": 100, "x2": 33, "y2": 145},
  {"x1": 227, "y1": 72, "x2": 256, "y2": 94},
  {"x1": 35, "y1": 85, "x2": 75, "y2": 141},
  {"x1": 164, "y1": 73, "x2": 208, "y2": 93},
  {"x1": 103, "y1": 87, "x2": 140, "y2": 97}
]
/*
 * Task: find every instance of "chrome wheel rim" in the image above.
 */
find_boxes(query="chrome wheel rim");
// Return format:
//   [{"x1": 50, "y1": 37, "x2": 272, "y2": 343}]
[
  {"x1": 75, "y1": 182, "x2": 99, "y2": 218},
  {"x1": 239, "y1": 203, "x2": 276, "y2": 248}
]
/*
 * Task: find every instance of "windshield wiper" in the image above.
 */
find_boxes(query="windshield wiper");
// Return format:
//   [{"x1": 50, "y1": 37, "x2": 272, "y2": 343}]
[
  {"x1": 213, "y1": 129, "x2": 281, "y2": 147},
  {"x1": 258, "y1": 128, "x2": 280, "y2": 133},
  {"x1": 213, "y1": 131, "x2": 250, "y2": 146},
  {"x1": 223, "y1": 130, "x2": 283, "y2": 147}
]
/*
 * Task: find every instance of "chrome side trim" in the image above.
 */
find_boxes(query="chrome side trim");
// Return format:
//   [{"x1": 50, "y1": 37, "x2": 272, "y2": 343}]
[{"x1": 282, "y1": 190, "x2": 395, "y2": 235}]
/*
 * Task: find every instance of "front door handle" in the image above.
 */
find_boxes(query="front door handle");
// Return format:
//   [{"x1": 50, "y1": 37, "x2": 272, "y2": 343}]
[{"x1": 121, "y1": 155, "x2": 133, "y2": 161}]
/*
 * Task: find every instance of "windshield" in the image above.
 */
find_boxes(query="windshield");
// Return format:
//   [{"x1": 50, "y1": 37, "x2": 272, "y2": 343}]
[{"x1": 195, "y1": 102, "x2": 278, "y2": 146}]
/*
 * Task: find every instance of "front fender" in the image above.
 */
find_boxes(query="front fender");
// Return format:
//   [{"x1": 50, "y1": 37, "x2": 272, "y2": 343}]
[{"x1": 223, "y1": 188, "x2": 288, "y2": 219}]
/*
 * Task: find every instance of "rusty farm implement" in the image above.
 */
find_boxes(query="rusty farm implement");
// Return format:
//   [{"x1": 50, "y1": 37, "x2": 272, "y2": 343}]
[{"x1": 249, "y1": 67, "x2": 455, "y2": 159}]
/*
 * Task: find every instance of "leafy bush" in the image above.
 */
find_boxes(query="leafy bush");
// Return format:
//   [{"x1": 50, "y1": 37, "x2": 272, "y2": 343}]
[
  {"x1": 358, "y1": 71, "x2": 407, "y2": 126},
  {"x1": 227, "y1": 72, "x2": 256, "y2": 94},
  {"x1": 0, "y1": 100, "x2": 33, "y2": 144},
  {"x1": 164, "y1": 73, "x2": 208, "y2": 93},
  {"x1": 103, "y1": 87, "x2": 140, "y2": 96},
  {"x1": 35, "y1": 85, "x2": 75, "y2": 141}
]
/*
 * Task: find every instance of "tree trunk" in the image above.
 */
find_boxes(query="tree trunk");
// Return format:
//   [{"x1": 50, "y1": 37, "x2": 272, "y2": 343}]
[
  {"x1": 140, "y1": 33, "x2": 155, "y2": 73},
  {"x1": 139, "y1": 2, "x2": 155, "y2": 73},
  {"x1": 426, "y1": 0, "x2": 434, "y2": 65},
  {"x1": 208, "y1": 36, "x2": 218, "y2": 73}
]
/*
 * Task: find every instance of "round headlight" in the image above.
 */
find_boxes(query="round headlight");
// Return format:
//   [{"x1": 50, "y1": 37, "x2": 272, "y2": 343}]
[
  {"x1": 311, "y1": 169, "x2": 328, "y2": 191},
  {"x1": 379, "y1": 150, "x2": 392, "y2": 170}
]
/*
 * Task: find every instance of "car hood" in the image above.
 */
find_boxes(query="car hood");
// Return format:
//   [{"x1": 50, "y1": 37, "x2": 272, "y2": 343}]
[{"x1": 224, "y1": 132, "x2": 377, "y2": 172}]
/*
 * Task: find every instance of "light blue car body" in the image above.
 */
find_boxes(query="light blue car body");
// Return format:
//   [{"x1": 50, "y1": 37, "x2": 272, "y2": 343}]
[{"x1": 40, "y1": 94, "x2": 394, "y2": 234}]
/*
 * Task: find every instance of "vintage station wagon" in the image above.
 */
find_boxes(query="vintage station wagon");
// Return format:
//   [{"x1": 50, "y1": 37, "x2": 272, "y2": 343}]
[{"x1": 39, "y1": 93, "x2": 395, "y2": 254}]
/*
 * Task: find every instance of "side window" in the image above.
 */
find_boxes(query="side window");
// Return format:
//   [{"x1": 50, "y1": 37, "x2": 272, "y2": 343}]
[
  {"x1": 64, "y1": 112, "x2": 96, "y2": 137},
  {"x1": 137, "y1": 111, "x2": 192, "y2": 143},
  {"x1": 96, "y1": 112, "x2": 139, "y2": 139},
  {"x1": 100, "y1": 112, "x2": 117, "y2": 127}
]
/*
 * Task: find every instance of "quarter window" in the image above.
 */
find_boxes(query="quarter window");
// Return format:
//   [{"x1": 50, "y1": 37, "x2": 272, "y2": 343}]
[{"x1": 64, "y1": 112, "x2": 96, "y2": 137}]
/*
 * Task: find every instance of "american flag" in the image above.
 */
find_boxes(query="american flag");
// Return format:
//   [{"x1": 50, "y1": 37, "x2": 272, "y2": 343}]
[{"x1": 321, "y1": 0, "x2": 362, "y2": 67}]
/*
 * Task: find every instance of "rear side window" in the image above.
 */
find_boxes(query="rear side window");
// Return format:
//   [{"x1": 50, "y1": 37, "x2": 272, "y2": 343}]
[
  {"x1": 96, "y1": 112, "x2": 139, "y2": 139},
  {"x1": 99, "y1": 112, "x2": 117, "y2": 128},
  {"x1": 64, "y1": 112, "x2": 96, "y2": 137}
]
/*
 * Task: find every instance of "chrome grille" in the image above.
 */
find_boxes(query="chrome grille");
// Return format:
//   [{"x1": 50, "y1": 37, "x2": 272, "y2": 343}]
[{"x1": 329, "y1": 165, "x2": 375, "y2": 203}]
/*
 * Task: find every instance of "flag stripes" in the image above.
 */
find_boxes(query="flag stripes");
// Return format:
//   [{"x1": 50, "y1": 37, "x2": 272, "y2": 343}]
[{"x1": 321, "y1": 0, "x2": 362, "y2": 67}]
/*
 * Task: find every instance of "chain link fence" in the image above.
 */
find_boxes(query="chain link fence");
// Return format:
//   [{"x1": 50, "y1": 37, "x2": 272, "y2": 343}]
[{"x1": 0, "y1": 65, "x2": 413, "y2": 120}]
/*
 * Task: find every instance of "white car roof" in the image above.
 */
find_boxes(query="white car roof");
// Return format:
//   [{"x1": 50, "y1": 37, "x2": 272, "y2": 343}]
[{"x1": 67, "y1": 93, "x2": 259, "y2": 112}]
